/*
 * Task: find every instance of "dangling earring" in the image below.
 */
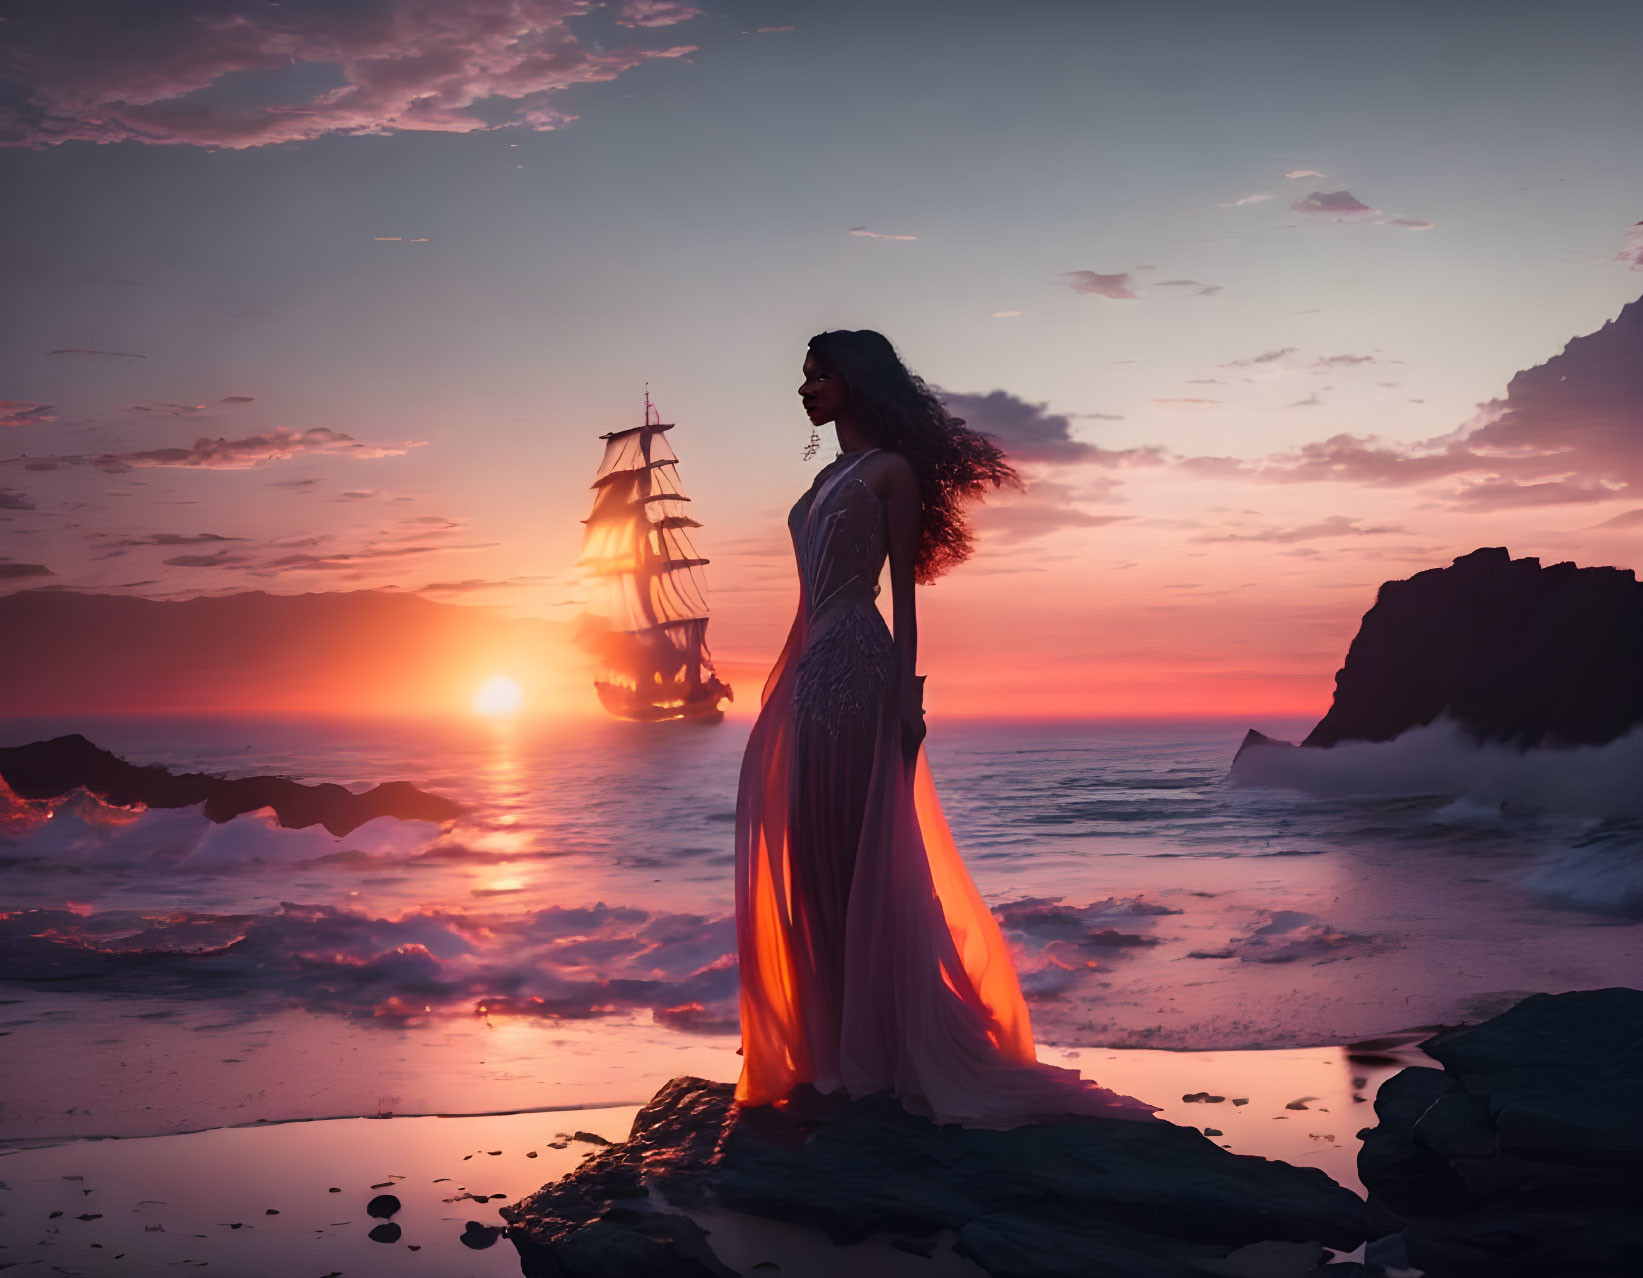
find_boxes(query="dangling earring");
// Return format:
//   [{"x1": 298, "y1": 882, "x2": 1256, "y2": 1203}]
[{"x1": 802, "y1": 423, "x2": 821, "y2": 461}]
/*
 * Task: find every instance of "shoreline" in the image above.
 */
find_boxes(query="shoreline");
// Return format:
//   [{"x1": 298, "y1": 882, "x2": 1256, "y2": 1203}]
[
  {"x1": 1, "y1": 1036, "x2": 1422, "y2": 1275},
  {"x1": 1, "y1": 1018, "x2": 1439, "y2": 1152}
]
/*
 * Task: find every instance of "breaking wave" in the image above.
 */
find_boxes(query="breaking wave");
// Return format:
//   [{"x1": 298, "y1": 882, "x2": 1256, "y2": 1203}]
[{"x1": 1229, "y1": 717, "x2": 1643, "y2": 822}]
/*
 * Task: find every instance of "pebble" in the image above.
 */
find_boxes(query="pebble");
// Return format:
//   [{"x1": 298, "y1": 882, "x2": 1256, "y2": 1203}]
[{"x1": 366, "y1": 1193, "x2": 401, "y2": 1219}]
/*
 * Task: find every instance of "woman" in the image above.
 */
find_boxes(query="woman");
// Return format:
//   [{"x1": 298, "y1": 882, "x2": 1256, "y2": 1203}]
[{"x1": 733, "y1": 329, "x2": 1158, "y2": 1129}]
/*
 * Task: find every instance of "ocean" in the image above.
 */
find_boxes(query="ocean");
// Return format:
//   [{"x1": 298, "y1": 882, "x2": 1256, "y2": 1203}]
[{"x1": 2, "y1": 711, "x2": 1638, "y2": 1154}]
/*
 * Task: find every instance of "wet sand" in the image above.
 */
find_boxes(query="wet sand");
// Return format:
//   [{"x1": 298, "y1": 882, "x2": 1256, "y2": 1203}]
[{"x1": 0, "y1": 1037, "x2": 1425, "y2": 1275}]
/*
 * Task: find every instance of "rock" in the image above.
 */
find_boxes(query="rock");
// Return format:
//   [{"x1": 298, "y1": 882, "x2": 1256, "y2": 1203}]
[
  {"x1": 1300, "y1": 548, "x2": 1643, "y2": 749},
  {"x1": 368, "y1": 1222, "x2": 402, "y2": 1244},
  {"x1": 366, "y1": 1193, "x2": 401, "y2": 1219},
  {"x1": 502, "y1": 1075, "x2": 1367, "y2": 1277},
  {"x1": 460, "y1": 1221, "x2": 506, "y2": 1250},
  {"x1": 1232, "y1": 728, "x2": 1294, "y2": 764},
  {"x1": 1358, "y1": 988, "x2": 1643, "y2": 1275},
  {"x1": 0, "y1": 733, "x2": 465, "y2": 836}
]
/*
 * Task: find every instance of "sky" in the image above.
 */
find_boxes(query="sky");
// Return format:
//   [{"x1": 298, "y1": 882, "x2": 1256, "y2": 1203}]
[{"x1": 2, "y1": 0, "x2": 1640, "y2": 719}]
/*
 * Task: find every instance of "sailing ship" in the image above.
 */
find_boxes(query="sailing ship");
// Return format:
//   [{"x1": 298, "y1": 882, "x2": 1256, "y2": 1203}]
[{"x1": 577, "y1": 392, "x2": 733, "y2": 722}]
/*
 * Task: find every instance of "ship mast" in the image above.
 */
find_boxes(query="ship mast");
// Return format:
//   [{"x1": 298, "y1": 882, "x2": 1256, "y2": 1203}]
[{"x1": 577, "y1": 390, "x2": 729, "y2": 720}]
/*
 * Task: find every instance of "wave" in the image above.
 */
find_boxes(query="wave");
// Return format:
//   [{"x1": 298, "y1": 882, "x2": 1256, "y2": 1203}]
[
  {"x1": 1523, "y1": 823, "x2": 1643, "y2": 917},
  {"x1": 1229, "y1": 717, "x2": 1643, "y2": 822}
]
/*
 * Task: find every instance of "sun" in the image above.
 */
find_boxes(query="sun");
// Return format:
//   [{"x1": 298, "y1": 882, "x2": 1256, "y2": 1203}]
[{"x1": 473, "y1": 676, "x2": 524, "y2": 716}]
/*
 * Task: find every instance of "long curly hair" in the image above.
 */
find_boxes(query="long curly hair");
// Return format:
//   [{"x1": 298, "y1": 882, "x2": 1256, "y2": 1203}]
[{"x1": 807, "y1": 329, "x2": 1021, "y2": 583}]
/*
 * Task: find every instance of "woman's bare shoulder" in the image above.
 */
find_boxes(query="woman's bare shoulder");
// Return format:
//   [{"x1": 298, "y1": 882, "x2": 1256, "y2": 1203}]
[{"x1": 863, "y1": 448, "x2": 918, "y2": 497}]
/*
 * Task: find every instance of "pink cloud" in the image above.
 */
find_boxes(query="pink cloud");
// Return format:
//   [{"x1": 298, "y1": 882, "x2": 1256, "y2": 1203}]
[
  {"x1": 615, "y1": 0, "x2": 703, "y2": 27},
  {"x1": 848, "y1": 225, "x2": 918, "y2": 241},
  {"x1": 0, "y1": 1, "x2": 698, "y2": 150},
  {"x1": 1193, "y1": 515, "x2": 1406, "y2": 545},
  {"x1": 1284, "y1": 169, "x2": 1325, "y2": 179},
  {"x1": 1, "y1": 400, "x2": 57, "y2": 428},
  {"x1": 1619, "y1": 222, "x2": 1643, "y2": 271},
  {"x1": 1062, "y1": 271, "x2": 1138, "y2": 300},
  {"x1": 4, "y1": 427, "x2": 427, "y2": 473},
  {"x1": 1181, "y1": 295, "x2": 1643, "y2": 510},
  {"x1": 971, "y1": 503, "x2": 1130, "y2": 543}
]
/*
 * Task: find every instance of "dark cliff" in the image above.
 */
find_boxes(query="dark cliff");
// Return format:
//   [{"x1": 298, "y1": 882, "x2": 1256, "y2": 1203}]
[
  {"x1": 1303, "y1": 547, "x2": 1642, "y2": 748},
  {"x1": 0, "y1": 733, "x2": 464, "y2": 836}
]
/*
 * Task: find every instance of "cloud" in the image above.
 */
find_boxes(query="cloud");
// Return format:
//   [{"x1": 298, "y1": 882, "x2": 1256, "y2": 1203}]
[
  {"x1": 259, "y1": 541, "x2": 497, "y2": 573},
  {"x1": 1593, "y1": 507, "x2": 1643, "y2": 529},
  {"x1": 1284, "y1": 169, "x2": 1325, "y2": 179},
  {"x1": 972, "y1": 503, "x2": 1130, "y2": 542},
  {"x1": 0, "y1": 488, "x2": 36, "y2": 510},
  {"x1": 1316, "y1": 353, "x2": 1376, "y2": 367},
  {"x1": 221, "y1": 395, "x2": 255, "y2": 403},
  {"x1": 1193, "y1": 515, "x2": 1406, "y2": 544},
  {"x1": 1217, "y1": 193, "x2": 1272, "y2": 207},
  {"x1": 417, "y1": 577, "x2": 539, "y2": 595},
  {"x1": 1061, "y1": 270, "x2": 1137, "y2": 300},
  {"x1": 932, "y1": 387, "x2": 1164, "y2": 466},
  {"x1": 615, "y1": 0, "x2": 702, "y2": 26},
  {"x1": 162, "y1": 549, "x2": 255, "y2": 568},
  {"x1": 1155, "y1": 279, "x2": 1222, "y2": 296},
  {"x1": 0, "y1": 0, "x2": 698, "y2": 150},
  {"x1": 1290, "y1": 189, "x2": 1381, "y2": 220},
  {"x1": 101, "y1": 427, "x2": 421, "y2": 471},
  {"x1": 1619, "y1": 222, "x2": 1643, "y2": 271},
  {"x1": 1223, "y1": 347, "x2": 1296, "y2": 367},
  {"x1": 1385, "y1": 217, "x2": 1434, "y2": 230},
  {"x1": 399, "y1": 515, "x2": 468, "y2": 530},
  {"x1": 1287, "y1": 388, "x2": 1328, "y2": 407},
  {"x1": 848, "y1": 226, "x2": 917, "y2": 241},
  {"x1": 110, "y1": 532, "x2": 247, "y2": 548},
  {"x1": 47, "y1": 347, "x2": 144, "y2": 358},
  {"x1": 127, "y1": 402, "x2": 207, "y2": 415},
  {"x1": 1446, "y1": 477, "x2": 1621, "y2": 509},
  {"x1": 0, "y1": 562, "x2": 54, "y2": 579},
  {"x1": 992, "y1": 310, "x2": 1021, "y2": 318},
  {"x1": 1, "y1": 400, "x2": 56, "y2": 428},
  {"x1": 1179, "y1": 295, "x2": 1643, "y2": 510},
  {"x1": 1151, "y1": 397, "x2": 1220, "y2": 406}
]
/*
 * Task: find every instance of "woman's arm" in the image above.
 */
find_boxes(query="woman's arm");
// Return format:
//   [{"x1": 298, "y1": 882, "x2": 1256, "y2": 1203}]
[{"x1": 880, "y1": 453, "x2": 926, "y2": 758}]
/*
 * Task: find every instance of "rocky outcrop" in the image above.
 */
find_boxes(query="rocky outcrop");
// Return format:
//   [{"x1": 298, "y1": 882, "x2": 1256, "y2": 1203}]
[
  {"x1": 1301, "y1": 548, "x2": 1642, "y2": 749},
  {"x1": 501, "y1": 1076, "x2": 1368, "y2": 1277},
  {"x1": 1358, "y1": 987, "x2": 1643, "y2": 1276},
  {"x1": 0, "y1": 733, "x2": 464, "y2": 836}
]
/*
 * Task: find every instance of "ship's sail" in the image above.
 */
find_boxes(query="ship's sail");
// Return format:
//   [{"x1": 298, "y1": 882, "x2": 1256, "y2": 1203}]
[{"x1": 577, "y1": 394, "x2": 732, "y2": 721}]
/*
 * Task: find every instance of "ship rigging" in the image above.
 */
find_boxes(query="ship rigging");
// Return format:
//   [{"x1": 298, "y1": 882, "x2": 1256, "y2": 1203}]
[{"x1": 577, "y1": 392, "x2": 732, "y2": 722}]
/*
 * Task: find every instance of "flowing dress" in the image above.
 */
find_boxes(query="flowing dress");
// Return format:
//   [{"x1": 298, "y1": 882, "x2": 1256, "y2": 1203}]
[{"x1": 733, "y1": 447, "x2": 1160, "y2": 1129}]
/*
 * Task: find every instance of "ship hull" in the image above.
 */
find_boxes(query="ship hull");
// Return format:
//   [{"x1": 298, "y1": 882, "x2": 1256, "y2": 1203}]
[{"x1": 595, "y1": 681, "x2": 729, "y2": 724}]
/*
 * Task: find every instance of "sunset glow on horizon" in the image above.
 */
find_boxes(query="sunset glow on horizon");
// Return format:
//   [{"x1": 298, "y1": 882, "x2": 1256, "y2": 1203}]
[{"x1": 0, "y1": 1, "x2": 1637, "y2": 724}]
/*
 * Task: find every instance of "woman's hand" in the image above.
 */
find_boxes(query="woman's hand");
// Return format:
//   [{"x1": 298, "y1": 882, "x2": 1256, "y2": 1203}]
[{"x1": 899, "y1": 674, "x2": 927, "y2": 760}]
